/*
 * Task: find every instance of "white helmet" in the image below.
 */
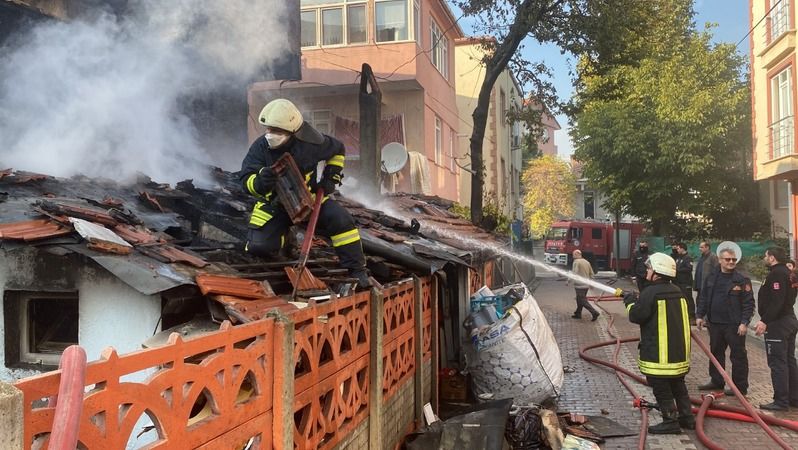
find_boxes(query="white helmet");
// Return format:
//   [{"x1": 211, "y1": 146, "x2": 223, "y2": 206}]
[
  {"x1": 646, "y1": 252, "x2": 676, "y2": 278},
  {"x1": 258, "y1": 99, "x2": 324, "y2": 144}
]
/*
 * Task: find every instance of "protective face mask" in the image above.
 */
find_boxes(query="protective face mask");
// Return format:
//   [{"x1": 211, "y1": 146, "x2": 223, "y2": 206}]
[{"x1": 265, "y1": 132, "x2": 289, "y2": 148}]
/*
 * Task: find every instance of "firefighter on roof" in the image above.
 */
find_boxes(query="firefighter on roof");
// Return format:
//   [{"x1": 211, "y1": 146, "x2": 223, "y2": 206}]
[{"x1": 239, "y1": 98, "x2": 370, "y2": 287}]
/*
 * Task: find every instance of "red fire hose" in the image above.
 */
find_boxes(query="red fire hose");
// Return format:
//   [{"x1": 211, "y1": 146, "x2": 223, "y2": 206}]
[
  {"x1": 48, "y1": 345, "x2": 87, "y2": 450},
  {"x1": 580, "y1": 296, "x2": 798, "y2": 449}
]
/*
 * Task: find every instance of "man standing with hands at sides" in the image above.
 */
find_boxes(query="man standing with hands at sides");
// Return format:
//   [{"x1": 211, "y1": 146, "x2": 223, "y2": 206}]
[
  {"x1": 674, "y1": 243, "x2": 695, "y2": 323},
  {"x1": 755, "y1": 246, "x2": 798, "y2": 411},
  {"x1": 632, "y1": 240, "x2": 650, "y2": 291},
  {"x1": 696, "y1": 247, "x2": 754, "y2": 396},
  {"x1": 694, "y1": 241, "x2": 718, "y2": 303},
  {"x1": 570, "y1": 250, "x2": 600, "y2": 321}
]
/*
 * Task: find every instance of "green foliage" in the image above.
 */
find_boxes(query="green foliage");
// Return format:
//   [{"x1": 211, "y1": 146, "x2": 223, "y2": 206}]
[
  {"x1": 570, "y1": 0, "x2": 762, "y2": 237},
  {"x1": 522, "y1": 155, "x2": 576, "y2": 238},
  {"x1": 450, "y1": 201, "x2": 510, "y2": 235},
  {"x1": 741, "y1": 255, "x2": 768, "y2": 281}
]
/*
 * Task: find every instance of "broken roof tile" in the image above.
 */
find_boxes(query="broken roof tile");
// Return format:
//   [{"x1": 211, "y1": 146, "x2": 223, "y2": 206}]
[
  {"x1": 0, "y1": 219, "x2": 73, "y2": 242},
  {"x1": 114, "y1": 224, "x2": 159, "y2": 245},
  {"x1": 196, "y1": 273, "x2": 274, "y2": 299},
  {"x1": 40, "y1": 201, "x2": 118, "y2": 227},
  {"x1": 138, "y1": 245, "x2": 208, "y2": 268},
  {"x1": 212, "y1": 294, "x2": 298, "y2": 322},
  {"x1": 284, "y1": 266, "x2": 328, "y2": 292}
]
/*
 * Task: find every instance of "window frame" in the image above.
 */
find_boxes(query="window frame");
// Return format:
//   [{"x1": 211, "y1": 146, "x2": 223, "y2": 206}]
[
  {"x1": 775, "y1": 180, "x2": 791, "y2": 209},
  {"x1": 434, "y1": 116, "x2": 443, "y2": 165},
  {"x1": 770, "y1": 66, "x2": 794, "y2": 159},
  {"x1": 9, "y1": 291, "x2": 80, "y2": 367},
  {"x1": 770, "y1": 0, "x2": 791, "y2": 43},
  {"x1": 301, "y1": 0, "x2": 369, "y2": 48},
  {"x1": 375, "y1": 0, "x2": 410, "y2": 43},
  {"x1": 449, "y1": 127, "x2": 456, "y2": 172},
  {"x1": 429, "y1": 17, "x2": 448, "y2": 78}
]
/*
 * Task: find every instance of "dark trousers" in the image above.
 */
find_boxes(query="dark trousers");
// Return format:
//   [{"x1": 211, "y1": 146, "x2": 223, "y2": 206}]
[
  {"x1": 246, "y1": 199, "x2": 365, "y2": 271},
  {"x1": 574, "y1": 288, "x2": 598, "y2": 317},
  {"x1": 708, "y1": 323, "x2": 749, "y2": 391},
  {"x1": 677, "y1": 284, "x2": 695, "y2": 320},
  {"x1": 764, "y1": 316, "x2": 798, "y2": 406},
  {"x1": 647, "y1": 375, "x2": 692, "y2": 421}
]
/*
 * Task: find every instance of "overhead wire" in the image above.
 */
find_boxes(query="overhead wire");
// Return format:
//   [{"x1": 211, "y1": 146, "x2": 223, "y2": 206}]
[{"x1": 735, "y1": 0, "x2": 783, "y2": 48}]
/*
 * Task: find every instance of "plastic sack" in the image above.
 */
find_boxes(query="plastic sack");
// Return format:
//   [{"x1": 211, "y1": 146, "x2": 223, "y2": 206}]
[{"x1": 467, "y1": 283, "x2": 563, "y2": 405}]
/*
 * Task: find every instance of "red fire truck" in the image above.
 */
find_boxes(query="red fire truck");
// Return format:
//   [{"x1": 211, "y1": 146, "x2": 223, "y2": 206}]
[{"x1": 543, "y1": 219, "x2": 645, "y2": 271}]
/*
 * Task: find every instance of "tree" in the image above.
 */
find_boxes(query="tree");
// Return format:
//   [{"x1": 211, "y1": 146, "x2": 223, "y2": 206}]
[
  {"x1": 453, "y1": 0, "x2": 604, "y2": 226},
  {"x1": 570, "y1": 2, "x2": 759, "y2": 236},
  {"x1": 522, "y1": 154, "x2": 576, "y2": 238}
]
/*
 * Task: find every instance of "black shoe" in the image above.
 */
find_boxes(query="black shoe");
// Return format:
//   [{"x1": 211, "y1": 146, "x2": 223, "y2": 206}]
[
  {"x1": 679, "y1": 416, "x2": 696, "y2": 430},
  {"x1": 349, "y1": 269, "x2": 372, "y2": 288},
  {"x1": 760, "y1": 402, "x2": 789, "y2": 411},
  {"x1": 724, "y1": 388, "x2": 747, "y2": 396},
  {"x1": 698, "y1": 382, "x2": 723, "y2": 391},
  {"x1": 648, "y1": 420, "x2": 682, "y2": 434},
  {"x1": 591, "y1": 312, "x2": 600, "y2": 322},
  {"x1": 571, "y1": 314, "x2": 581, "y2": 319}
]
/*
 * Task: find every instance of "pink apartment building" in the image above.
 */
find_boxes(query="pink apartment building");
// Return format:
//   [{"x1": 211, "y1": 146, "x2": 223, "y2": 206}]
[{"x1": 248, "y1": 0, "x2": 464, "y2": 202}]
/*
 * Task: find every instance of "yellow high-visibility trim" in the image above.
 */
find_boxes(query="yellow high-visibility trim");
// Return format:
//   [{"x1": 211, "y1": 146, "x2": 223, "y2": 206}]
[
  {"x1": 249, "y1": 202, "x2": 273, "y2": 227},
  {"x1": 681, "y1": 298, "x2": 691, "y2": 355},
  {"x1": 327, "y1": 155, "x2": 345, "y2": 167},
  {"x1": 638, "y1": 358, "x2": 689, "y2": 376},
  {"x1": 625, "y1": 303, "x2": 634, "y2": 315},
  {"x1": 331, "y1": 228, "x2": 360, "y2": 247},
  {"x1": 246, "y1": 174, "x2": 258, "y2": 195},
  {"x1": 305, "y1": 172, "x2": 313, "y2": 183},
  {"x1": 658, "y1": 299, "x2": 668, "y2": 365}
]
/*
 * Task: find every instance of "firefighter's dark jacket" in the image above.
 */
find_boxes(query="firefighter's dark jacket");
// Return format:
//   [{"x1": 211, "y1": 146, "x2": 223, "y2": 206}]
[
  {"x1": 625, "y1": 280, "x2": 691, "y2": 377},
  {"x1": 759, "y1": 263, "x2": 798, "y2": 325},
  {"x1": 695, "y1": 268, "x2": 755, "y2": 325},
  {"x1": 239, "y1": 133, "x2": 345, "y2": 227}
]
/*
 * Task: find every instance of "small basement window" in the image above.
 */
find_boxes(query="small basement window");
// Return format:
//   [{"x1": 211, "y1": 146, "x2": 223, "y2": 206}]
[{"x1": 4, "y1": 291, "x2": 78, "y2": 367}]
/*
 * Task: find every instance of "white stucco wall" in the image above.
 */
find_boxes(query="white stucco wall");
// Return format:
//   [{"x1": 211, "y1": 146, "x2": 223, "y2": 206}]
[{"x1": 0, "y1": 248, "x2": 161, "y2": 382}]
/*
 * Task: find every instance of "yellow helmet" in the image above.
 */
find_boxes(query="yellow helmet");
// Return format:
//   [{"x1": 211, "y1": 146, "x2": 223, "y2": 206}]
[
  {"x1": 646, "y1": 252, "x2": 676, "y2": 278},
  {"x1": 258, "y1": 99, "x2": 324, "y2": 144}
]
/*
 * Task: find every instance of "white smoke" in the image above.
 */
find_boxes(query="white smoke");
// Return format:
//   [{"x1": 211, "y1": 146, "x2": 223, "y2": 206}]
[{"x1": 0, "y1": 0, "x2": 291, "y2": 184}]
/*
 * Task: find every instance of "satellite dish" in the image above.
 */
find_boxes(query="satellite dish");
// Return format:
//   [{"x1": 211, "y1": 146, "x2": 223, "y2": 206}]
[
  {"x1": 381, "y1": 142, "x2": 409, "y2": 174},
  {"x1": 716, "y1": 241, "x2": 743, "y2": 260}
]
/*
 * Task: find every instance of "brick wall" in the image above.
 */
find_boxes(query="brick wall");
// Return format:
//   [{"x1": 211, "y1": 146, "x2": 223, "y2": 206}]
[{"x1": 381, "y1": 376, "x2": 416, "y2": 450}]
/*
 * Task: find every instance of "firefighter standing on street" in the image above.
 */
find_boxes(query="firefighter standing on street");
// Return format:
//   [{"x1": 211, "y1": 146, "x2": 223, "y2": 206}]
[
  {"x1": 623, "y1": 253, "x2": 694, "y2": 434},
  {"x1": 632, "y1": 240, "x2": 650, "y2": 292},
  {"x1": 755, "y1": 246, "x2": 798, "y2": 411},
  {"x1": 239, "y1": 98, "x2": 370, "y2": 287}
]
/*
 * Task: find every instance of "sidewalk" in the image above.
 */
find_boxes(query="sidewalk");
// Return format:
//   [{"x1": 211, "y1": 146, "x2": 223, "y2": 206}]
[{"x1": 533, "y1": 275, "x2": 798, "y2": 449}]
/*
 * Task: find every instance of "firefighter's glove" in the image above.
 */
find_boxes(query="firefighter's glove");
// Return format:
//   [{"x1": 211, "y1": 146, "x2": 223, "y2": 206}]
[
  {"x1": 622, "y1": 291, "x2": 637, "y2": 307},
  {"x1": 258, "y1": 166, "x2": 278, "y2": 191},
  {"x1": 318, "y1": 173, "x2": 342, "y2": 195}
]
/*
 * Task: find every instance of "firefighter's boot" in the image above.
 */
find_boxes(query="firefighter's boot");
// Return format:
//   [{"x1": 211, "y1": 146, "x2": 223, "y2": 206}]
[
  {"x1": 648, "y1": 409, "x2": 681, "y2": 434},
  {"x1": 350, "y1": 268, "x2": 372, "y2": 288}
]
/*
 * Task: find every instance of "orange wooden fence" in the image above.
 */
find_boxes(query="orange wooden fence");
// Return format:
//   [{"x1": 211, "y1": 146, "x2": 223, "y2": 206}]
[{"x1": 14, "y1": 276, "x2": 437, "y2": 450}]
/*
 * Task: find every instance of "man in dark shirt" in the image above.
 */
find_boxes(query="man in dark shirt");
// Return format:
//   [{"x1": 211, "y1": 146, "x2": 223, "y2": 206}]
[
  {"x1": 755, "y1": 246, "x2": 798, "y2": 411},
  {"x1": 674, "y1": 243, "x2": 695, "y2": 323},
  {"x1": 696, "y1": 248, "x2": 754, "y2": 395},
  {"x1": 693, "y1": 240, "x2": 718, "y2": 301},
  {"x1": 632, "y1": 240, "x2": 650, "y2": 291}
]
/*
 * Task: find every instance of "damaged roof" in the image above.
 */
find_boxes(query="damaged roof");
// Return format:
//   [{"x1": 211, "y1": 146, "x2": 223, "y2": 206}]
[{"x1": 0, "y1": 167, "x2": 505, "y2": 319}]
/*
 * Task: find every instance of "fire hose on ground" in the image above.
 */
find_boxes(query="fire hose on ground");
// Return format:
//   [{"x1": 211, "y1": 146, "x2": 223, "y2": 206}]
[{"x1": 579, "y1": 294, "x2": 798, "y2": 449}]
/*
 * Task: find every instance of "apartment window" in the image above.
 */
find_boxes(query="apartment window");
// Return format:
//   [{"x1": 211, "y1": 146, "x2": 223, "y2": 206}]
[
  {"x1": 376, "y1": 0, "x2": 408, "y2": 42},
  {"x1": 306, "y1": 110, "x2": 332, "y2": 134},
  {"x1": 775, "y1": 180, "x2": 790, "y2": 209},
  {"x1": 584, "y1": 191, "x2": 595, "y2": 219},
  {"x1": 4, "y1": 291, "x2": 79, "y2": 367},
  {"x1": 348, "y1": 4, "x2": 367, "y2": 43},
  {"x1": 771, "y1": 67, "x2": 794, "y2": 158},
  {"x1": 301, "y1": 10, "x2": 317, "y2": 47},
  {"x1": 449, "y1": 128, "x2": 456, "y2": 171},
  {"x1": 430, "y1": 19, "x2": 448, "y2": 78},
  {"x1": 434, "y1": 116, "x2": 443, "y2": 165},
  {"x1": 771, "y1": 0, "x2": 791, "y2": 42},
  {"x1": 301, "y1": 1, "x2": 368, "y2": 47}
]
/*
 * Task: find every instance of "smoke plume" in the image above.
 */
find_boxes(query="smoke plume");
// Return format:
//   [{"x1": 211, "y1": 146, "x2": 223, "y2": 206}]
[{"x1": 0, "y1": 0, "x2": 292, "y2": 184}]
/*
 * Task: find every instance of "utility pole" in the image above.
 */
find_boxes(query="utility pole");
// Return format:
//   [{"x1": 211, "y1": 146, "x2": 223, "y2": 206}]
[
  {"x1": 615, "y1": 210, "x2": 622, "y2": 278},
  {"x1": 359, "y1": 63, "x2": 381, "y2": 198}
]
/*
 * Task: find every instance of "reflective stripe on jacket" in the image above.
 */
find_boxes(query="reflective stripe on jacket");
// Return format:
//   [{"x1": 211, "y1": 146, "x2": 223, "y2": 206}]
[{"x1": 626, "y1": 281, "x2": 691, "y2": 377}]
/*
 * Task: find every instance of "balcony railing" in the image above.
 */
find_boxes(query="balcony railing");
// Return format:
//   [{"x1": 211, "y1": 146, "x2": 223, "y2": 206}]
[{"x1": 770, "y1": 115, "x2": 795, "y2": 158}]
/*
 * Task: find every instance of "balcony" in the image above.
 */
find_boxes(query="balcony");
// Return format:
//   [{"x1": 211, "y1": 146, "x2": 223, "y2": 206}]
[
  {"x1": 759, "y1": 29, "x2": 796, "y2": 70},
  {"x1": 760, "y1": 116, "x2": 798, "y2": 179}
]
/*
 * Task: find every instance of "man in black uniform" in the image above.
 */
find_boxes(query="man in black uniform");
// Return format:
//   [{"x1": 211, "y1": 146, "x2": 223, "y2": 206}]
[
  {"x1": 623, "y1": 252, "x2": 694, "y2": 434},
  {"x1": 695, "y1": 248, "x2": 754, "y2": 396},
  {"x1": 632, "y1": 240, "x2": 649, "y2": 292},
  {"x1": 674, "y1": 242, "x2": 695, "y2": 323},
  {"x1": 239, "y1": 98, "x2": 370, "y2": 287},
  {"x1": 755, "y1": 246, "x2": 798, "y2": 411}
]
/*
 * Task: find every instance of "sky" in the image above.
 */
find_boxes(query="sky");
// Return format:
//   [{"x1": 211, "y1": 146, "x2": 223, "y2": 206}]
[{"x1": 455, "y1": 0, "x2": 751, "y2": 160}]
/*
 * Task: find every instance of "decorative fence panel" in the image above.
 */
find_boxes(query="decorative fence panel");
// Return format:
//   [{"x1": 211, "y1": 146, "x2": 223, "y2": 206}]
[
  {"x1": 15, "y1": 320, "x2": 276, "y2": 449},
  {"x1": 381, "y1": 282, "x2": 416, "y2": 401}
]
